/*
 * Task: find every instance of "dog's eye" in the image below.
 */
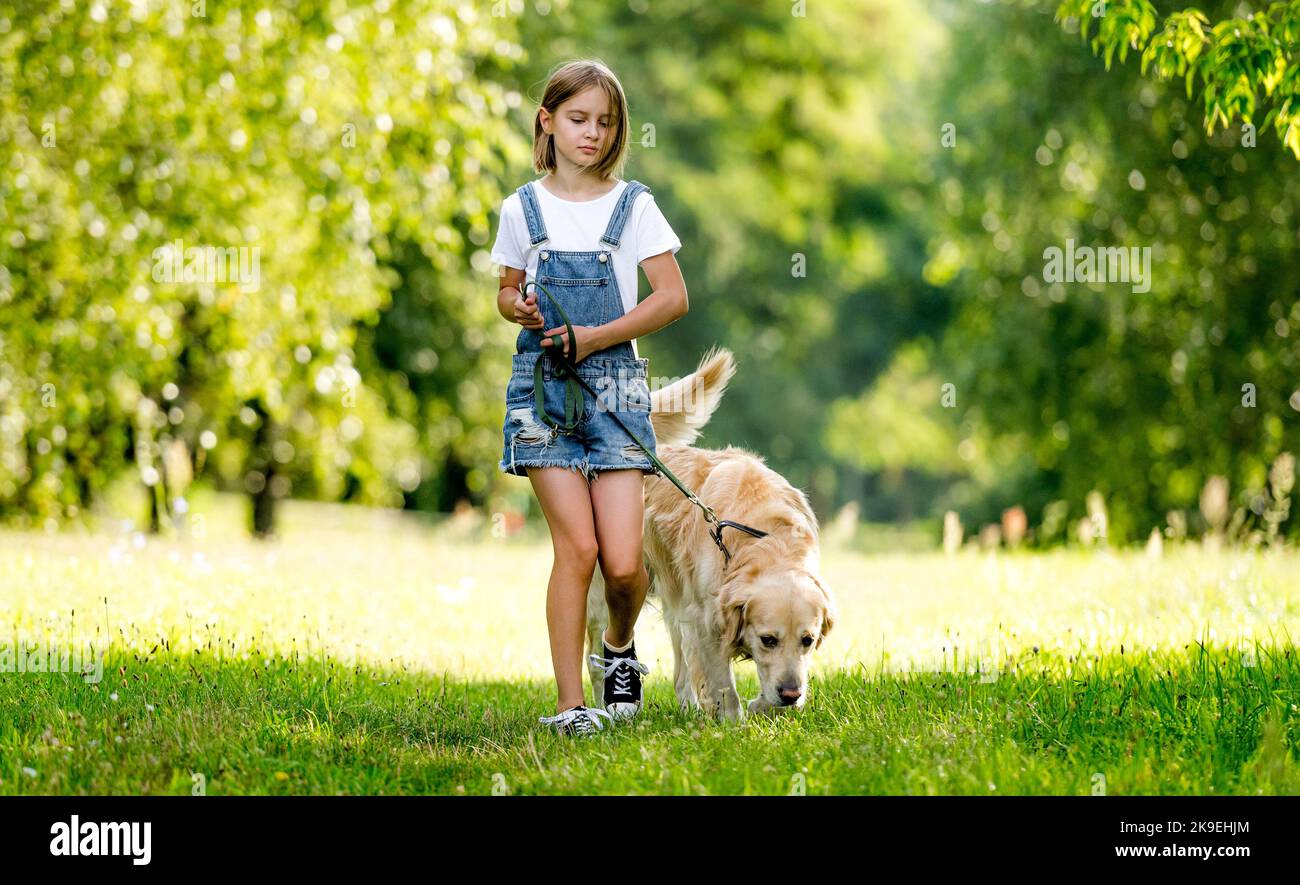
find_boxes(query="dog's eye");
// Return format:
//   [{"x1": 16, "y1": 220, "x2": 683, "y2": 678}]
[
  {"x1": 760, "y1": 635, "x2": 778, "y2": 649},
  {"x1": 801, "y1": 635, "x2": 814, "y2": 648}
]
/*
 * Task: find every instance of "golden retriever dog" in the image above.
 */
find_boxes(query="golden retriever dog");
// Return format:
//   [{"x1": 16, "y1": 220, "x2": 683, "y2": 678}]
[{"x1": 585, "y1": 347, "x2": 838, "y2": 721}]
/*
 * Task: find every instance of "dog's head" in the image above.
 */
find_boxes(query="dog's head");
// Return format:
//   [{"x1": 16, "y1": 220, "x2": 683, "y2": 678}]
[{"x1": 719, "y1": 566, "x2": 837, "y2": 710}]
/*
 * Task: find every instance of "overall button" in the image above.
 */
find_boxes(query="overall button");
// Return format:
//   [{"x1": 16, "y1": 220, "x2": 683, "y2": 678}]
[
  {"x1": 598, "y1": 252, "x2": 608, "y2": 263},
  {"x1": 540, "y1": 251, "x2": 550, "y2": 260}
]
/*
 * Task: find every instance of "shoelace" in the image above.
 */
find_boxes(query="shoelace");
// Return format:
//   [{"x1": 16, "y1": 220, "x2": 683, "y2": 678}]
[
  {"x1": 588, "y1": 654, "x2": 651, "y2": 698},
  {"x1": 538, "y1": 705, "x2": 612, "y2": 735}
]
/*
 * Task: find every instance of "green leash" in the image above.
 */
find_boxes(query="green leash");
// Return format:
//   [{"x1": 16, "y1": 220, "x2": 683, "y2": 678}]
[{"x1": 523, "y1": 279, "x2": 768, "y2": 565}]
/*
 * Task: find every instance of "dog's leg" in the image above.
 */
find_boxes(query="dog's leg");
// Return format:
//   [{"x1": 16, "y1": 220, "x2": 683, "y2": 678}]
[
  {"x1": 585, "y1": 569, "x2": 610, "y2": 705},
  {"x1": 707, "y1": 660, "x2": 745, "y2": 723},
  {"x1": 678, "y1": 607, "x2": 717, "y2": 717},
  {"x1": 690, "y1": 623, "x2": 744, "y2": 722},
  {"x1": 666, "y1": 614, "x2": 698, "y2": 712}
]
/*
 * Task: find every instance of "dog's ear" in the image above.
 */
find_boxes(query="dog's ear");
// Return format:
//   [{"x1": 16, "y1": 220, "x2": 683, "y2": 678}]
[
  {"x1": 719, "y1": 584, "x2": 751, "y2": 661},
  {"x1": 809, "y1": 573, "x2": 837, "y2": 648}
]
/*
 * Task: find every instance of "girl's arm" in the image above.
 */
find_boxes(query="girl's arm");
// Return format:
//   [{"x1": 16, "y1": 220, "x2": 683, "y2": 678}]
[
  {"x1": 590, "y1": 250, "x2": 688, "y2": 351},
  {"x1": 497, "y1": 265, "x2": 539, "y2": 326}
]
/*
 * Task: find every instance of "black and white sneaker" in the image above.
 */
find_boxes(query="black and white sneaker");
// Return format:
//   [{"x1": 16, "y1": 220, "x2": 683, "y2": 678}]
[
  {"x1": 538, "y1": 705, "x2": 612, "y2": 737},
  {"x1": 589, "y1": 639, "x2": 651, "y2": 720}
]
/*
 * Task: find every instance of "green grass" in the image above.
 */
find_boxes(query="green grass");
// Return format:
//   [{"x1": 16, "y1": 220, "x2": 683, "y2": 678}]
[{"x1": 1, "y1": 497, "x2": 1298, "y2": 794}]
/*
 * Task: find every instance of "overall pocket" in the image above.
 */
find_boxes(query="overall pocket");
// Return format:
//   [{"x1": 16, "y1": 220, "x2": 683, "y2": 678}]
[
  {"x1": 591, "y1": 364, "x2": 651, "y2": 414},
  {"x1": 504, "y1": 370, "x2": 535, "y2": 405},
  {"x1": 622, "y1": 375, "x2": 651, "y2": 412},
  {"x1": 537, "y1": 276, "x2": 612, "y2": 329}
]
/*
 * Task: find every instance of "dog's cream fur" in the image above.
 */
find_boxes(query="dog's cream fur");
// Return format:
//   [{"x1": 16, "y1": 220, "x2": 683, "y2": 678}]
[{"x1": 585, "y1": 347, "x2": 838, "y2": 721}]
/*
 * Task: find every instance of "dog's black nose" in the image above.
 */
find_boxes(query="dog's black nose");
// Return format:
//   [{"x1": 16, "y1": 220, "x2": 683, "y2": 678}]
[{"x1": 778, "y1": 684, "x2": 802, "y2": 705}]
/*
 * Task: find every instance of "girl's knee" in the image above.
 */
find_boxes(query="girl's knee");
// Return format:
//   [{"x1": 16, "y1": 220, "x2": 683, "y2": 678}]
[
  {"x1": 601, "y1": 557, "x2": 645, "y2": 591},
  {"x1": 555, "y1": 536, "x2": 599, "y2": 570}
]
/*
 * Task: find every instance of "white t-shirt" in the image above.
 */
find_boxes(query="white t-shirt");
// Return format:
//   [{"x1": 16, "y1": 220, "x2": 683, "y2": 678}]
[{"x1": 491, "y1": 178, "x2": 682, "y2": 359}]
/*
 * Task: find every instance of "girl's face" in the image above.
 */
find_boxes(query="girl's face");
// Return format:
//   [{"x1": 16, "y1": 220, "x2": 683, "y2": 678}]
[{"x1": 542, "y1": 85, "x2": 613, "y2": 171}]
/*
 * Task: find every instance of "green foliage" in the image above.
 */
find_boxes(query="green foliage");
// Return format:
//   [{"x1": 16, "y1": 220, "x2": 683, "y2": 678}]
[
  {"x1": 1, "y1": 0, "x2": 1296, "y2": 544},
  {"x1": 0, "y1": 0, "x2": 523, "y2": 527},
  {"x1": 929, "y1": 0, "x2": 1300, "y2": 542},
  {"x1": 1058, "y1": 0, "x2": 1300, "y2": 156},
  {"x1": 824, "y1": 341, "x2": 964, "y2": 475}
]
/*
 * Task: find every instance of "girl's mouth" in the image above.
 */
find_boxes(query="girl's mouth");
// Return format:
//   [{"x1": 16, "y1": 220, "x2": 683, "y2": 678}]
[{"x1": 579, "y1": 146, "x2": 597, "y2": 153}]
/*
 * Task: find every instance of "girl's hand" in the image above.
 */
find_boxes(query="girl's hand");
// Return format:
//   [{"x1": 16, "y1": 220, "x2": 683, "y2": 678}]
[
  {"x1": 539, "y1": 324, "x2": 601, "y2": 363},
  {"x1": 513, "y1": 289, "x2": 544, "y2": 329}
]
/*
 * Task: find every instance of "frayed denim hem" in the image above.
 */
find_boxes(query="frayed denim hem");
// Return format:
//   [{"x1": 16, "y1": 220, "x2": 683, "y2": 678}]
[
  {"x1": 501, "y1": 455, "x2": 600, "y2": 482},
  {"x1": 586, "y1": 463, "x2": 660, "y2": 480},
  {"x1": 503, "y1": 405, "x2": 597, "y2": 479}
]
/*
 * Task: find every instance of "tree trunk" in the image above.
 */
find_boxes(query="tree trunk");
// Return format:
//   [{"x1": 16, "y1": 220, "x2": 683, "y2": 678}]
[
  {"x1": 251, "y1": 465, "x2": 277, "y2": 538},
  {"x1": 246, "y1": 398, "x2": 277, "y2": 539}
]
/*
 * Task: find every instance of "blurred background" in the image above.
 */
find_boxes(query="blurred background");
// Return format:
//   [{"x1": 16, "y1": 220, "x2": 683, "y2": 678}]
[{"x1": 2, "y1": 0, "x2": 1297, "y2": 551}]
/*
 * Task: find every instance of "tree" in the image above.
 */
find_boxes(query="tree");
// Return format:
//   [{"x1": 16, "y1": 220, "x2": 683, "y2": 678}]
[
  {"x1": 923, "y1": 0, "x2": 1299, "y2": 542},
  {"x1": 1056, "y1": 0, "x2": 1300, "y2": 157},
  {"x1": 0, "y1": 0, "x2": 522, "y2": 534}
]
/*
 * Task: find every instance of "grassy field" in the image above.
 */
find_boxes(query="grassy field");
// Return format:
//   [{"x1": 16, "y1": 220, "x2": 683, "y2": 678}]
[{"x1": 1, "y1": 497, "x2": 1298, "y2": 795}]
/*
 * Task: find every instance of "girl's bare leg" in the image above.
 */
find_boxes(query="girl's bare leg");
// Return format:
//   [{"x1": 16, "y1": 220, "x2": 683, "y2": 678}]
[
  {"x1": 589, "y1": 469, "x2": 649, "y2": 648},
  {"x1": 526, "y1": 466, "x2": 599, "y2": 713}
]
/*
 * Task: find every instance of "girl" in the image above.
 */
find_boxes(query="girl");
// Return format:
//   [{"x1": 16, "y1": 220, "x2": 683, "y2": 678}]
[{"x1": 491, "y1": 60, "x2": 689, "y2": 736}]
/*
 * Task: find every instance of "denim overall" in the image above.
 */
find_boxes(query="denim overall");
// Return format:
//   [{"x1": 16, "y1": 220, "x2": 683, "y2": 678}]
[{"x1": 498, "y1": 180, "x2": 659, "y2": 482}]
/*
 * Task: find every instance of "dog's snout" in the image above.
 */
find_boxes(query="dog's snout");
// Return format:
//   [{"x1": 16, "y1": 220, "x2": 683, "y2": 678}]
[{"x1": 777, "y1": 683, "x2": 802, "y2": 705}]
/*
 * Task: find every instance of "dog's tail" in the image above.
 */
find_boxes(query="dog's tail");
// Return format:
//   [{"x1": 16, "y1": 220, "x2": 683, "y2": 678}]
[{"x1": 649, "y1": 345, "x2": 735, "y2": 447}]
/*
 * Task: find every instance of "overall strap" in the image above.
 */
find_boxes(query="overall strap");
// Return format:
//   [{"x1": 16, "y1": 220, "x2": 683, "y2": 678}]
[
  {"x1": 599, "y1": 180, "x2": 649, "y2": 248},
  {"x1": 517, "y1": 182, "x2": 549, "y2": 246}
]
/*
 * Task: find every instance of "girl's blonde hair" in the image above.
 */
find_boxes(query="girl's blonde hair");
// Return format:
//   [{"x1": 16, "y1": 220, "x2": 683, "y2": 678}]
[{"x1": 533, "y1": 59, "x2": 630, "y2": 180}]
